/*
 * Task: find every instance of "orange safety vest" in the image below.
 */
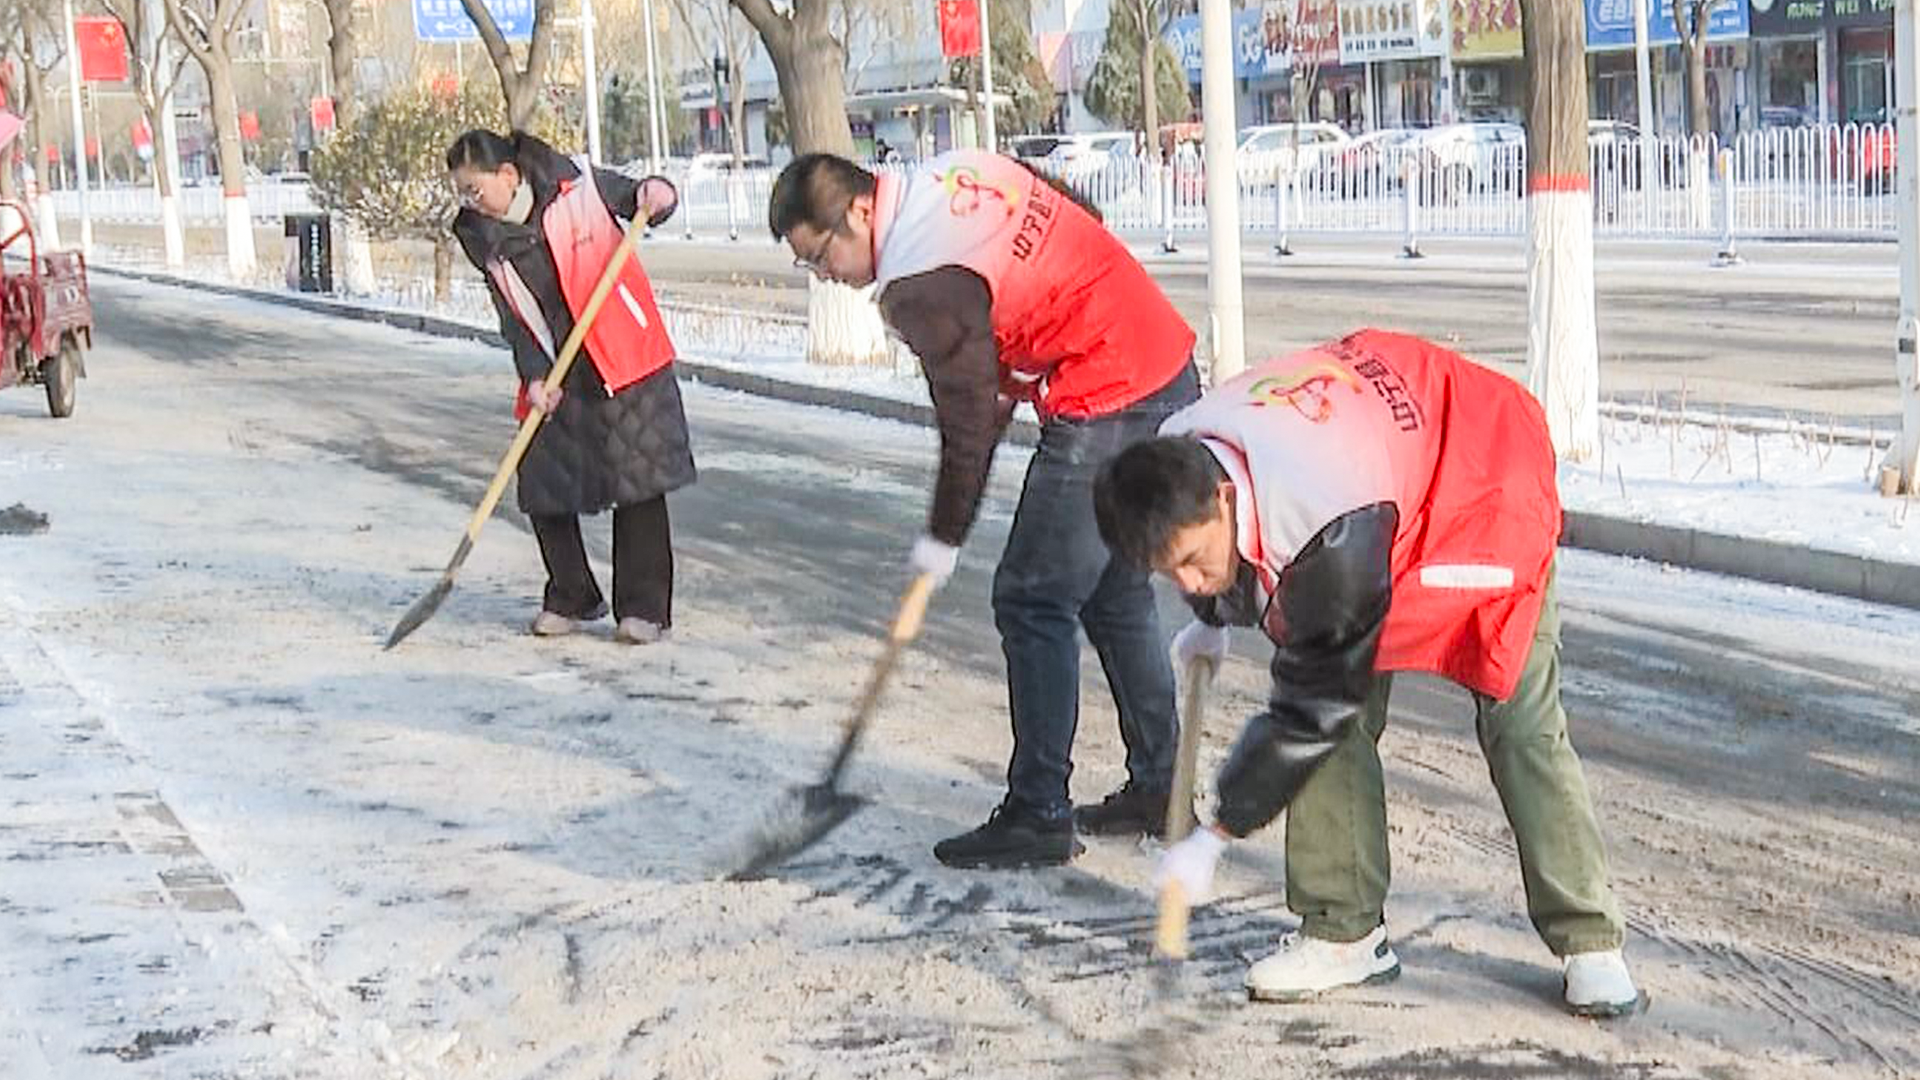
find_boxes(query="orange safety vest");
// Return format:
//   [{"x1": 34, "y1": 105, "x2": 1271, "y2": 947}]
[
  {"x1": 489, "y1": 156, "x2": 673, "y2": 417},
  {"x1": 1165, "y1": 330, "x2": 1561, "y2": 700},
  {"x1": 871, "y1": 151, "x2": 1194, "y2": 419}
]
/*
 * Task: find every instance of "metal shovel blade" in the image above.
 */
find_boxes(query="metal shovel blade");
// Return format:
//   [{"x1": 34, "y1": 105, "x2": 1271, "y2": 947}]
[
  {"x1": 384, "y1": 574, "x2": 453, "y2": 651},
  {"x1": 725, "y1": 784, "x2": 869, "y2": 881}
]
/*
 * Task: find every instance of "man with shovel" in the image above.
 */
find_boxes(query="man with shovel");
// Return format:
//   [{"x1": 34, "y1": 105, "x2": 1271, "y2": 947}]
[
  {"x1": 1091, "y1": 329, "x2": 1643, "y2": 1017},
  {"x1": 768, "y1": 151, "x2": 1200, "y2": 870}
]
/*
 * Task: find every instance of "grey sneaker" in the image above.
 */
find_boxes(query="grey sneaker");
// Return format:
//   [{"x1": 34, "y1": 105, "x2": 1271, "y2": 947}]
[
  {"x1": 614, "y1": 618, "x2": 668, "y2": 645},
  {"x1": 1563, "y1": 949, "x2": 1645, "y2": 1018}
]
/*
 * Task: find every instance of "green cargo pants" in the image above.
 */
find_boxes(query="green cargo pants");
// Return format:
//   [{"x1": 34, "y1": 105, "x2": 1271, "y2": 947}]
[{"x1": 1281, "y1": 563, "x2": 1625, "y2": 956}]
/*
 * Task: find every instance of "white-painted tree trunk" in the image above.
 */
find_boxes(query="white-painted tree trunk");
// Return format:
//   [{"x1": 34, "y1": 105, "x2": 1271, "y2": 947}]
[
  {"x1": 337, "y1": 215, "x2": 377, "y2": 296},
  {"x1": 223, "y1": 195, "x2": 257, "y2": 279},
  {"x1": 806, "y1": 278, "x2": 890, "y2": 366},
  {"x1": 1524, "y1": 189, "x2": 1600, "y2": 461},
  {"x1": 160, "y1": 194, "x2": 186, "y2": 269},
  {"x1": 34, "y1": 196, "x2": 61, "y2": 251},
  {"x1": 0, "y1": 204, "x2": 24, "y2": 245}
]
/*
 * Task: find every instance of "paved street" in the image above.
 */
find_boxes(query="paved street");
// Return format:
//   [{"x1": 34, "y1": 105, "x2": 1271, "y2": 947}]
[{"x1": 1, "y1": 275, "x2": 1916, "y2": 1077}]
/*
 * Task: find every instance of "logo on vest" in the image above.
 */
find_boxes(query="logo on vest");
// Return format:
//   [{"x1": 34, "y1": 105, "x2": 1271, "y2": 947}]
[
  {"x1": 934, "y1": 166, "x2": 1023, "y2": 218},
  {"x1": 1247, "y1": 360, "x2": 1363, "y2": 422}
]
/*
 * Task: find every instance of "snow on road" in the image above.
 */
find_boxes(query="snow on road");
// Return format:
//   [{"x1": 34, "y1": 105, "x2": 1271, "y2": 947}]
[{"x1": 1, "y1": 278, "x2": 1916, "y2": 1079}]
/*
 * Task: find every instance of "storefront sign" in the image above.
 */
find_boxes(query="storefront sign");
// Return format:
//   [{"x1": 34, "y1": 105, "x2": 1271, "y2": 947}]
[
  {"x1": 1338, "y1": 0, "x2": 1445, "y2": 63},
  {"x1": 1165, "y1": 1, "x2": 1342, "y2": 81},
  {"x1": 1450, "y1": 0, "x2": 1521, "y2": 61},
  {"x1": 1588, "y1": 0, "x2": 1749, "y2": 49},
  {"x1": 1750, "y1": 0, "x2": 1894, "y2": 34}
]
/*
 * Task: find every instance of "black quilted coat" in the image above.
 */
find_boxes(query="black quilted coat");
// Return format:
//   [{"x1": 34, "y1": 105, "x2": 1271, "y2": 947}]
[{"x1": 452, "y1": 135, "x2": 696, "y2": 518}]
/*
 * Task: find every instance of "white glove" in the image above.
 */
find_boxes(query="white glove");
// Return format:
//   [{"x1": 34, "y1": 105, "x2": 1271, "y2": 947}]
[
  {"x1": 1172, "y1": 620, "x2": 1230, "y2": 671},
  {"x1": 909, "y1": 535, "x2": 960, "y2": 589},
  {"x1": 1155, "y1": 826, "x2": 1229, "y2": 906}
]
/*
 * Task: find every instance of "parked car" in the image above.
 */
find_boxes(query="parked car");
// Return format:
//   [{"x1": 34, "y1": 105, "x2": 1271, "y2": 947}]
[
  {"x1": 1321, "y1": 127, "x2": 1420, "y2": 195},
  {"x1": 1044, "y1": 131, "x2": 1139, "y2": 180},
  {"x1": 1236, "y1": 122, "x2": 1351, "y2": 183},
  {"x1": 1406, "y1": 122, "x2": 1525, "y2": 201}
]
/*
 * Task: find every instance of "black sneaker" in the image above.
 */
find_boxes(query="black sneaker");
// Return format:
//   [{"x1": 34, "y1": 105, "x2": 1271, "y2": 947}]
[
  {"x1": 933, "y1": 802, "x2": 1083, "y2": 869},
  {"x1": 1073, "y1": 782, "x2": 1188, "y2": 839}
]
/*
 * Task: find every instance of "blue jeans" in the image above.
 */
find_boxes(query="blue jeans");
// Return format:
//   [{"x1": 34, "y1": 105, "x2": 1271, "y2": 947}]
[{"x1": 992, "y1": 364, "x2": 1202, "y2": 820}]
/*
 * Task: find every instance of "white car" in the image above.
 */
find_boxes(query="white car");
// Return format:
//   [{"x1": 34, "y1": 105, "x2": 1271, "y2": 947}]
[
  {"x1": 1405, "y1": 122, "x2": 1526, "y2": 199},
  {"x1": 1236, "y1": 122, "x2": 1351, "y2": 181}
]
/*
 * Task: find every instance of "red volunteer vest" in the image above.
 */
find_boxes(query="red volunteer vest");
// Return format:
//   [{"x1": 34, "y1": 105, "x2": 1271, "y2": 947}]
[
  {"x1": 489, "y1": 159, "x2": 673, "y2": 417},
  {"x1": 872, "y1": 152, "x2": 1194, "y2": 419},
  {"x1": 1165, "y1": 330, "x2": 1561, "y2": 700}
]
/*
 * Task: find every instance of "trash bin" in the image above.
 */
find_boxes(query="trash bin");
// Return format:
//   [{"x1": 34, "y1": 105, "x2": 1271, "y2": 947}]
[{"x1": 283, "y1": 212, "x2": 333, "y2": 293}]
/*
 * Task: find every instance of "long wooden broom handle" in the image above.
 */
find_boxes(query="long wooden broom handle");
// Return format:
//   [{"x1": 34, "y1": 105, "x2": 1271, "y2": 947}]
[{"x1": 458, "y1": 221, "x2": 646, "y2": 545}]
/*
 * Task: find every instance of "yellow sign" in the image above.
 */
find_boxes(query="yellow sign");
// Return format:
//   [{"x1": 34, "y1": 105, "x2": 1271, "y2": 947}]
[{"x1": 1450, "y1": 0, "x2": 1522, "y2": 61}]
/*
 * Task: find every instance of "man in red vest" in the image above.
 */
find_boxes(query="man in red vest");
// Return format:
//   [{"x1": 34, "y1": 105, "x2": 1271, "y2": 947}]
[
  {"x1": 1092, "y1": 330, "x2": 1643, "y2": 1017},
  {"x1": 770, "y1": 151, "x2": 1200, "y2": 869}
]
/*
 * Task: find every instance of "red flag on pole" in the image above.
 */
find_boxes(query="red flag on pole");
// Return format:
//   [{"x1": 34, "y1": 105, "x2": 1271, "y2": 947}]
[
  {"x1": 131, "y1": 117, "x2": 152, "y2": 150},
  {"x1": 939, "y1": 0, "x2": 982, "y2": 58},
  {"x1": 239, "y1": 110, "x2": 261, "y2": 141},
  {"x1": 73, "y1": 17, "x2": 130, "y2": 83},
  {"x1": 310, "y1": 97, "x2": 335, "y2": 133}
]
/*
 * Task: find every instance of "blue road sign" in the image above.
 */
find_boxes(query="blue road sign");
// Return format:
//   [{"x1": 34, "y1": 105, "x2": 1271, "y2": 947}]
[{"x1": 412, "y1": 0, "x2": 533, "y2": 43}]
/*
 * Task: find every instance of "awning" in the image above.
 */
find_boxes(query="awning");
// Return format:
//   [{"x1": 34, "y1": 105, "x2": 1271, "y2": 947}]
[{"x1": 844, "y1": 85, "x2": 1014, "y2": 114}]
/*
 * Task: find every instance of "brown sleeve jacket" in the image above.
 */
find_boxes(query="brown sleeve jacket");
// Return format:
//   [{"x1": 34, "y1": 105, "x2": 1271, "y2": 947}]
[{"x1": 878, "y1": 265, "x2": 1011, "y2": 547}]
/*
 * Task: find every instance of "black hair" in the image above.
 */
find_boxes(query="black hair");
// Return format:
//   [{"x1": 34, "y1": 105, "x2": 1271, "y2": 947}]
[
  {"x1": 446, "y1": 128, "x2": 516, "y2": 172},
  {"x1": 1093, "y1": 436, "x2": 1228, "y2": 569},
  {"x1": 768, "y1": 153, "x2": 878, "y2": 239}
]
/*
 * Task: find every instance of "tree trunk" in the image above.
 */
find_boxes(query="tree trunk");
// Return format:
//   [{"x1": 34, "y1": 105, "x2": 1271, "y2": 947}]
[
  {"x1": 433, "y1": 238, "x2": 454, "y2": 304},
  {"x1": 1687, "y1": 29, "x2": 1710, "y2": 138},
  {"x1": 1137, "y1": 0, "x2": 1159, "y2": 159},
  {"x1": 323, "y1": 0, "x2": 357, "y2": 130},
  {"x1": 1520, "y1": 0, "x2": 1599, "y2": 460},
  {"x1": 204, "y1": 61, "x2": 257, "y2": 277},
  {"x1": 729, "y1": 60, "x2": 747, "y2": 165},
  {"x1": 733, "y1": 0, "x2": 879, "y2": 364}
]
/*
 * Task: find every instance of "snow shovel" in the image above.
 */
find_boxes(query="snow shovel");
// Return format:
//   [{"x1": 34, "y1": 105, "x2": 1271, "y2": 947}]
[
  {"x1": 725, "y1": 572, "x2": 938, "y2": 880},
  {"x1": 1093, "y1": 656, "x2": 1215, "y2": 1078},
  {"x1": 384, "y1": 220, "x2": 644, "y2": 651}
]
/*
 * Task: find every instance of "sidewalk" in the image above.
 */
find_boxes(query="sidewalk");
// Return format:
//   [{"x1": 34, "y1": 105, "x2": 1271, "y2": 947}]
[{"x1": 91, "y1": 262, "x2": 1920, "y2": 612}]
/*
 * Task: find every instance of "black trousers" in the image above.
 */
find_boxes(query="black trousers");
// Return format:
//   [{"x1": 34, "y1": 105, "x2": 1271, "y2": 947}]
[{"x1": 529, "y1": 496, "x2": 674, "y2": 627}]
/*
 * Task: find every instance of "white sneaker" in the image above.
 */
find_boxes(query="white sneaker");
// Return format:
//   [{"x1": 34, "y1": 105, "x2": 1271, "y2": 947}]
[
  {"x1": 530, "y1": 611, "x2": 580, "y2": 637},
  {"x1": 614, "y1": 618, "x2": 668, "y2": 645},
  {"x1": 1563, "y1": 949, "x2": 1643, "y2": 1018},
  {"x1": 1245, "y1": 925, "x2": 1401, "y2": 1002}
]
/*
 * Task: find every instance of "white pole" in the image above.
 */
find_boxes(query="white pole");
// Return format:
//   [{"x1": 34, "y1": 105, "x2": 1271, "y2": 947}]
[
  {"x1": 1438, "y1": 0, "x2": 1455, "y2": 123},
  {"x1": 1633, "y1": 0, "x2": 1657, "y2": 187},
  {"x1": 1887, "y1": 0, "x2": 1920, "y2": 492},
  {"x1": 62, "y1": 0, "x2": 93, "y2": 255},
  {"x1": 582, "y1": 0, "x2": 602, "y2": 162},
  {"x1": 642, "y1": 0, "x2": 665, "y2": 171},
  {"x1": 980, "y1": 0, "x2": 998, "y2": 152},
  {"x1": 1198, "y1": 0, "x2": 1244, "y2": 381}
]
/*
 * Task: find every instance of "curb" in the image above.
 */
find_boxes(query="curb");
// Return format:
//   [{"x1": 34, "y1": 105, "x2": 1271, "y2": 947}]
[{"x1": 95, "y1": 264, "x2": 1919, "y2": 611}]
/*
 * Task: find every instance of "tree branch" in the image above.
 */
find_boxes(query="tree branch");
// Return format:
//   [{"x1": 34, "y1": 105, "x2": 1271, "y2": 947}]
[
  {"x1": 162, "y1": 0, "x2": 215, "y2": 66},
  {"x1": 459, "y1": 0, "x2": 519, "y2": 95},
  {"x1": 729, "y1": 0, "x2": 790, "y2": 53}
]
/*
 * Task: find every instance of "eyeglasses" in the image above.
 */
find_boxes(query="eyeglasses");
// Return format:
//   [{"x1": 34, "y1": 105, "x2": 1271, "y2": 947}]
[
  {"x1": 454, "y1": 181, "x2": 486, "y2": 209},
  {"x1": 791, "y1": 215, "x2": 848, "y2": 274}
]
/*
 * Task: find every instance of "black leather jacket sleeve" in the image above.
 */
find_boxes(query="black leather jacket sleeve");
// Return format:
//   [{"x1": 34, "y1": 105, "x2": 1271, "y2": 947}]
[
  {"x1": 1213, "y1": 502, "x2": 1398, "y2": 838},
  {"x1": 879, "y1": 267, "x2": 1004, "y2": 547}
]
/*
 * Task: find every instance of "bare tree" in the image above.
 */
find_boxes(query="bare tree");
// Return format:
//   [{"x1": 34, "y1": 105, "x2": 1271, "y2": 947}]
[
  {"x1": 1121, "y1": 0, "x2": 1170, "y2": 159},
  {"x1": 670, "y1": 0, "x2": 755, "y2": 165},
  {"x1": 1671, "y1": 0, "x2": 1727, "y2": 139},
  {"x1": 163, "y1": 0, "x2": 258, "y2": 276},
  {"x1": 1520, "y1": 0, "x2": 1599, "y2": 459},
  {"x1": 729, "y1": 0, "x2": 852, "y2": 155},
  {"x1": 100, "y1": 0, "x2": 191, "y2": 265},
  {"x1": 457, "y1": 0, "x2": 559, "y2": 130},
  {"x1": 318, "y1": 0, "x2": 358, "y2": 131},
  {"x1": 6, "y1": 2, "x2": 62, "y2": 193}
]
